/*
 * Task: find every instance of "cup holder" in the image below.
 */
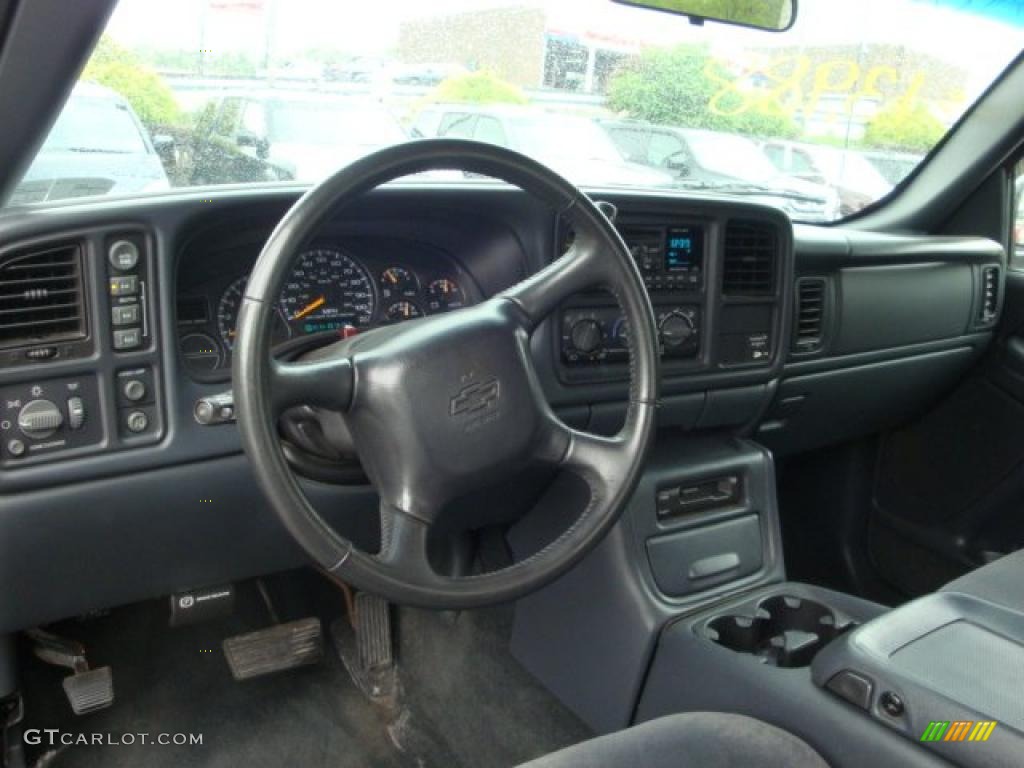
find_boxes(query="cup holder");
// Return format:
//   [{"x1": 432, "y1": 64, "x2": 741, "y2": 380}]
[{"x1": 703, "y1": 595, "x2": 856, "y2": 668}]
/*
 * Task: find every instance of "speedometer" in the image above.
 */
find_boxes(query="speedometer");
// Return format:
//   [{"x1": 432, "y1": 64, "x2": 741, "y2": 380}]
[{"x1": 280, "y1": 248, "x2": 375, "y2": 335}]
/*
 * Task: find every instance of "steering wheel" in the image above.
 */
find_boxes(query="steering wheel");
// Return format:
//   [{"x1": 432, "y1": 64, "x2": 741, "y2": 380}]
[{"x1": 234, "y1": 139, "x2": 659, "y2": 609}]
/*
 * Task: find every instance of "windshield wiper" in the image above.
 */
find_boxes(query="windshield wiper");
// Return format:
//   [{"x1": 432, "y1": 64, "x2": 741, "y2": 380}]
[
  {"x1": 670, "y1": 178, "x2": 824, "y2": 204},
  {"x1": 64, "y1": 147, "x2": 132, "y2": 154}
]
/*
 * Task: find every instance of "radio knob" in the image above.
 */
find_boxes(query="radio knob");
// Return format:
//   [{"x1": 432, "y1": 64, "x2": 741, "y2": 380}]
[
  {"x1": 17, "y1": 399, "x2": 63, "y2": 440},
  {"x1": 569, "y1": 318, "x2": 603, "y2": 354},
  {"x1": 659, "y1": 312, "x2": 695, "y2": 348}
]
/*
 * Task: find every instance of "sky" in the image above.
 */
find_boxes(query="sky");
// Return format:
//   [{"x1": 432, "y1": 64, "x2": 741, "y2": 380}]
[{"x1": 105, "y1": 0, "x2": 1022, "y2": 98}]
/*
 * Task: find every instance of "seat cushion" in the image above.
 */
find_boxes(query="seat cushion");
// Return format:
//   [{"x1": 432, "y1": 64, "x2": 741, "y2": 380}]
[{"x1": 517, "y1": 712, "x2": 829, "y2": 768}]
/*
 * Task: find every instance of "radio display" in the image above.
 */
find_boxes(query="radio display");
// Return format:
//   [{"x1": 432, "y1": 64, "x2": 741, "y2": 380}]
[{"x1": 665, "y1": 226, "x2": 703, "y2": 273}]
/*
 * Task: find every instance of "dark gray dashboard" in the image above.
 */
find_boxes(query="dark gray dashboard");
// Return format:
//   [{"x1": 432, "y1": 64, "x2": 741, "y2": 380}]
[{"x1": 0, "y1": 184, "x2": 1005, "y2": 633}]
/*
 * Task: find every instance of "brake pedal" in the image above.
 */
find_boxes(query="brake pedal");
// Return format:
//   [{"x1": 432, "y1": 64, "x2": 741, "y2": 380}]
[
  {"x1": 332, "y1": 592, "x2": 396, "y2": 705},
  {"x1": 223, "y1": 617, "x2": 322, "y2": 681},
  {"x1": 26, "y1": 629, "x2": 114, "y2": 715}
]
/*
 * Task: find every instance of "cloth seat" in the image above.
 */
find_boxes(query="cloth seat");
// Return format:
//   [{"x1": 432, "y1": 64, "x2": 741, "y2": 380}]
[{"x1": 517, "y1": 712, "x2": 829, "y2": 768}]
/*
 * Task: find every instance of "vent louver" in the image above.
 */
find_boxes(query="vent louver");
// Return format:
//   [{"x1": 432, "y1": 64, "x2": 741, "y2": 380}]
[
  {"x1": 978, "y1": 265, "x2": 999, "y2": 324},
  {"x1": 0, "y1": 243, "x2": 86, "y2": 351},
  {"x1": 723, "y1": 220, "x2": 777, "y2": 296},
  {"x1": 794, "y1": 278, "x2": 826, "y2": 353}
]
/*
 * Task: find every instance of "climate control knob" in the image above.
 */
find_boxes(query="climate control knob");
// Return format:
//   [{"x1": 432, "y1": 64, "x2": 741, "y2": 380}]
[
  {"x1": 18, "y1": 399, "x2": 63, "y2": 440},
  {"x1": 658, "y1": 312, "x2": 695, "y2": 348},
  {"x1": 569, "y1": 318, "x2": 603, "y2": 355}
]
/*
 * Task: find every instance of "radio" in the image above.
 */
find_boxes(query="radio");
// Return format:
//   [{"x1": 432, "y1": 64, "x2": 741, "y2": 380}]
[
  {"x1": 561, "y1": 306, "x2": 700, "y2": 365},
  {"x1": 623, "y1": 223, "x2": 704, "y2": 295}
]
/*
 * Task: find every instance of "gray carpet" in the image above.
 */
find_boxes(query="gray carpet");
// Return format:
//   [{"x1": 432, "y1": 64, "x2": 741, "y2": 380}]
[{"x1": 18, "y1": 573, "x2": 590, "y2": 768}]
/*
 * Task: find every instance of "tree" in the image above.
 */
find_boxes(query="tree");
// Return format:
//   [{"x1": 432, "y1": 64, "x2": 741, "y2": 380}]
[
  {"x1": 82, "y1": 37, "x2": 181, "y2": 127},
  {"x1": 606, "y1": 45, "x2": 798, "y2": 139},
  {"x1": 429, "y1": 71, "x2": 528, "y2": 105},
  {"x1": 863, "y1": 102, "x2": 945, "y2": 152}
]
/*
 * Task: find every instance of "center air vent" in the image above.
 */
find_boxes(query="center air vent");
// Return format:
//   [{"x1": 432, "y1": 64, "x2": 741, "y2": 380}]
[
  {"x1": 723, "y1": 220, "x2": 777, "y2": 296},
  {"x1": 0, "y1": 243, "x2": 86, "y2": 351},
  {"x1": 794, "y1": 278, "x2": 827, "y2": 353}
]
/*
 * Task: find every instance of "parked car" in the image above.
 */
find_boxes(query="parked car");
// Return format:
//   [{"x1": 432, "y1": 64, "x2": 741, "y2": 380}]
[
  {"x1": 860, "y1": 150, "x2": 924, "y2": 186},
  {"x1": 598, "y1": 120, "x2": 839, "y2": 221},
  {"x1": 760, "y1": 140, "x2": 893, "y2": 216},
  {"x1": 190, "y1": 93, "x2": 406, "y2": 184},
  {"x1": 10, "y1": 82, "x2": 170, "y2": 205},
  {"x1": 413, "y1": 105, "x2": 676, "y2": 189},
  {"x1": 392, "y1": 63, "x2": 466, "y2": 86}
]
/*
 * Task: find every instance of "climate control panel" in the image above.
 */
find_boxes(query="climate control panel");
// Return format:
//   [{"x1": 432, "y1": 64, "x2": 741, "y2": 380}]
[{"x1": 561, "y1": 306, "x2": 700, "y2": 365}]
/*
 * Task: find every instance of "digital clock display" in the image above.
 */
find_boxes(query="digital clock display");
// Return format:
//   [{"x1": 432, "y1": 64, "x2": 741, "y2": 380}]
[{"x1": 665, "y1": 226, "x2": 703, "y2": 272}]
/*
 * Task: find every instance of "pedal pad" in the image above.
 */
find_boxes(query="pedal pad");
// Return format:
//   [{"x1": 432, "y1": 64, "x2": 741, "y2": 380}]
[
  {"x1": 355, "y1": 592, "x2": 393, "y2": 672},
  {"x1": 63, "y1": 667, "x2": 114, "y2": 715},
  {"x1": 332, "y1": 593, "x2": 397, "y2": 706},
  {"x1": 223, "y1": 617, "x2": 322, "y2": 681}
]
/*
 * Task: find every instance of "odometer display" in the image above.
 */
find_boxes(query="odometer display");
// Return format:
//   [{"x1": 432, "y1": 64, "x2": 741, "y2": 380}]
[{"x1": 281, "y1": 248, "x2": 375, "y2": 334}]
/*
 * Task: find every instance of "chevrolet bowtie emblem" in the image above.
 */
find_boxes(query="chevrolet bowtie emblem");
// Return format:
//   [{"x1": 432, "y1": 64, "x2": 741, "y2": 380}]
[{"x1": 450, "y1": 377, "x2": 500, "y2": 417}]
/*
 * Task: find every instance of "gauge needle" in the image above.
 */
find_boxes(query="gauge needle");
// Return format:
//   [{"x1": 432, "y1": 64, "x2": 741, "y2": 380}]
[{"x1": 291, "y1": 296, "x2": 325, "y2": 321}]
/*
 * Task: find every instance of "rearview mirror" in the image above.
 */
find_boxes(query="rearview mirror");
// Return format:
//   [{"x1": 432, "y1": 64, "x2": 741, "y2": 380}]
[{"x1": 612, "y1": 0, "x2": 796, "y2": 31}]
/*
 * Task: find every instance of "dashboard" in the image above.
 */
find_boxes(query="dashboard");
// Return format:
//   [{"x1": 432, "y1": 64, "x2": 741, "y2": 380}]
[
  {"x1": 176, "y1": 235, "x2": 478, "y2": 377},
  {"x1": 0, "y1": 183, "x2": 1005, "y2": 636}
]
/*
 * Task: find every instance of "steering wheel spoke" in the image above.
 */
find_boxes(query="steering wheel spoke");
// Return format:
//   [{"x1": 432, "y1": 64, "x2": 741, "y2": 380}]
[
  {"x1": 537, "y1": 411, "x2": 623, "y2": 499},
  {"x1": 376, "y1": 502, "x2": 439, "y2": 582},
  {"x1": 270, "y1": 354, "x2": 354, "y2": 414},
  {"x1": 502, "y1": 232, "x2": 611, "y2": 331}
]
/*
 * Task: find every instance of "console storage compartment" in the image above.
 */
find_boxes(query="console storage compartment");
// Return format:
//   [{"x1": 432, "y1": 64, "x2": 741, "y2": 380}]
[{"x1": 811, "y1": 549, "x2": 1024, "y2": 768}]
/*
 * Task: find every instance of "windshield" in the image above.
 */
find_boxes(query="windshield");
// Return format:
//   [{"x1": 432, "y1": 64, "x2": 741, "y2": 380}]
[{"x1": 7, "y1": 0, "x2": 1023, "y2": 222}]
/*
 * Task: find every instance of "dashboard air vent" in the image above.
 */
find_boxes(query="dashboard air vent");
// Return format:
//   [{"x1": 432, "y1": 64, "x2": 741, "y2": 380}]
[
  {"x1": 0, "y1": 243, "x2": 86, "y2": 351},
  {"x1": 723, "y1": 220, "x2": 777, "y2": 296},
  {"x1": 794, "y1": 278, "x2": 826, "y2": 353},
  {"x1": 978, "y1": 265, "x2": 999, "y2": 324}
]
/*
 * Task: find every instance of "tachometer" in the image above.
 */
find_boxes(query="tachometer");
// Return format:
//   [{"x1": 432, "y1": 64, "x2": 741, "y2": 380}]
[
  {"x1": 281, "y1": 248, "x2": 375, "y2": 334},
  {"x1": 425, "y1": 278, "x2": 465, "y2": 313},
  {"x1": 217, "y1": 276, "x2": 291, "y2": 350}
]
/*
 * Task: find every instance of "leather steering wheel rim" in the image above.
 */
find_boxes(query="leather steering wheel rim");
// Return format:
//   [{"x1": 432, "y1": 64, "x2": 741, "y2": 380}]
[{"x1": 234, "y1": 139, "x2": 659, "y2": 609}]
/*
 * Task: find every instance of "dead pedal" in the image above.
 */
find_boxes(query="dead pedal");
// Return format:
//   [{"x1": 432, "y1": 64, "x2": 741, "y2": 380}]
[{"x1": 223, "y1": 617, "x2": 322, "y2": 681}]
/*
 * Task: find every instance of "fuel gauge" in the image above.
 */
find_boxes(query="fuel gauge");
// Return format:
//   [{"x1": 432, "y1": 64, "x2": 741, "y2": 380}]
[{"x1": 380, "y1": 266, "x2": 419, "y2": 300}]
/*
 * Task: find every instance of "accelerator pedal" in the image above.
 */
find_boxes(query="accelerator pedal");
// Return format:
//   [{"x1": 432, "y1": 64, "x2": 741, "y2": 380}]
[
  {"x1": 222, "y1": 617, "x2": 323, "y2": 681},
  {"x1": 26, "y1": 628, "x2": 114, "y2": 716},
  {"x1": 333, "y1": 592, "x2": 397, "y2": 705}
]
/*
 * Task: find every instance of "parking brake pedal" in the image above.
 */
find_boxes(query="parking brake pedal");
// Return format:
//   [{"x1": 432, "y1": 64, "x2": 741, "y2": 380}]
[
  {"x1": 332, "y1": 592, "x2": 396, "y2": 705},
  {"x1": 26, "y1": 629, "x2": 114, "y2": 715},
  {"x1": 222, "y1": 618, "x2": 323, "y2": 681}
]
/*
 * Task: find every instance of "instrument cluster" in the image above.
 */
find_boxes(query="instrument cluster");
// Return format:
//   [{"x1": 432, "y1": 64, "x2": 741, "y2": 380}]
[{"x1": 177, "y1": 244, "x2": 470, "y2": 376}]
